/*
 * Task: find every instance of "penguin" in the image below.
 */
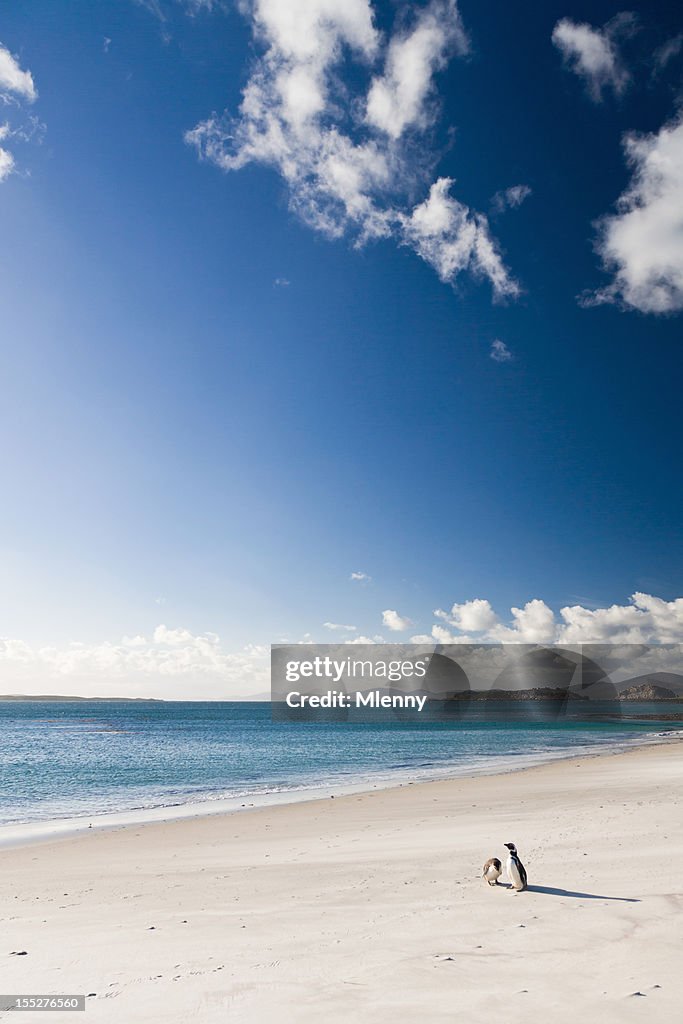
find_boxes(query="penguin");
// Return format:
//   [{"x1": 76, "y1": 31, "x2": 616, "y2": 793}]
[
  {"x1": 504, "y1": 842, "x2": 527, "y2": 891},
  {"x1": 482, "y1": 857, "x2": 502, "y2": 886}
]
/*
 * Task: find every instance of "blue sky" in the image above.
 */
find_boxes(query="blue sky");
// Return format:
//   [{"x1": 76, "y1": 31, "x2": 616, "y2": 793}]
[{"x1": 1, "y1": 0, "x2": 682, "y2": 696}]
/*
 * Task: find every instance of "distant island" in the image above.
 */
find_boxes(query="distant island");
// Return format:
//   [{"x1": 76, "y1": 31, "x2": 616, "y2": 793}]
[
  {"x1": 0, "y1": 694, "x2": 165, "y2": 702},
  {"x1": 447, "y1": 684, "x2": 682, "y2": 701},
  {"x1": 618, "y1": 682, "x2": 679, "y2": 701},
  {"x1": 447, "y1": 687, "x2": 589, "y2": 701}
]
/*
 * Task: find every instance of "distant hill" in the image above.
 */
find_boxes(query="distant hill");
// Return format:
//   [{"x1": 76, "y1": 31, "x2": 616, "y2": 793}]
[{"x1": 615, "y1": 672, "x2": 683, "y2": 697}]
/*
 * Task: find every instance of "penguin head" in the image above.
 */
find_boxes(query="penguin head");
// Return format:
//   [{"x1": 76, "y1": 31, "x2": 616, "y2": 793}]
[{"x1": 504, "y1": 842, "x2": 517, "y2": 853}]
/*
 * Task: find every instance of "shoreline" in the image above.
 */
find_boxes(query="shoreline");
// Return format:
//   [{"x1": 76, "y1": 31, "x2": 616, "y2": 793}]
[
  {"x1": 2, "y1": 727, "x2": 681, "y2": 851},
  {"x1": 1, "y1": 740, "x2": 682, "y2": 1022}
]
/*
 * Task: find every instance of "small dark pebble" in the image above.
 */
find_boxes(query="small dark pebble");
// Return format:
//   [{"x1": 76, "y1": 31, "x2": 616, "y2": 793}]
[
  {"x1": 11, "y1": 951, "x2": 28, "y2": 956},
  {"x1": 630, "y1": 992, "x2": 646, "y2": 998},
  {"x1": 87, "y1": 993, "x2": 96, "y2": 998},
  {"x1": 148, "y1": 926, "x2": 156, "y2": 931}
]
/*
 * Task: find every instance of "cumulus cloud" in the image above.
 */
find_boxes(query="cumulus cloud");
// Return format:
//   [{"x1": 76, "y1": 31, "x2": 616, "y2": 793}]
[
  {"x1": 552, "y1": 13, "x2": 636, "y2": 102},
  {"x1": 420, "y1": 592, "x2": 683, "y2": 645},
  {"x1": 350, "y1": 570, "x2": 372, "y2": 582},
  {"x1": 489, "y1": 599, "x2": 558, "y2": 644},
  {"x1": 186, "y1": 0, "x2": 519, "y2": 301},
  {"x1": 435, "y1": 598, "x2": 498, "y2": 632},
  {"x1": 588, "y1": 113, "x2": 683, "y2": 314},
  {"x1": 382, "y1": 609, "x2": 413, "y2": 632},
  {"x1": 490, "y1": 338, "x2": 512, "y2": 362}
]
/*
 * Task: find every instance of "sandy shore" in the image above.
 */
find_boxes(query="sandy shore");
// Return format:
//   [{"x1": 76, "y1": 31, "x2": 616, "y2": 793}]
[{"x1": 2, "y1": 741, "x2": 682, "y2": 1023}]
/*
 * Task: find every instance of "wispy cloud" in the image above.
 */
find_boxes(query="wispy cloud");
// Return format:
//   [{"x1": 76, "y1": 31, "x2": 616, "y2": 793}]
[
  {"x1": 491, "y1": 184, "x2": 531, "y2": 214},
  {"x1": 323, "y1": 621, "x2": 357, "y2": 632},
  {"x1": 652, "y1": 33, "x2": 683, "y2": 73},
  {"x1": 587, "y1": 112, "x2": 683, "y2": 314},
  {"x1": 350, "y1": 571, "x2": 372, "y2": 583},
  {"x1": 552, "y1": 13, "x2": 636, "y2": 102},
  {"x1": 490, "y1": 338, "x2": 512, "y2": 362},
  {"x1": 186, "y1": 0, "x2": 519, "y2": 301}
]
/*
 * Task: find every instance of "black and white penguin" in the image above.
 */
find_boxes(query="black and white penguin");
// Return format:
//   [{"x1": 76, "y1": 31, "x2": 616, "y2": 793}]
[
  {"x1": 504, "y1": 842, "x2": 527, "y2": 891},
  {"x1": 482, "y1": 857, "x2": 502, "y2": 886}
]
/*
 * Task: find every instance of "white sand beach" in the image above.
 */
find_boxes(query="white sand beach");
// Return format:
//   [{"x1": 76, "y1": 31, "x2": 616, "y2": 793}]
[{"x1": 2, "y1": 741, "x2": 682, "y2": 1023}]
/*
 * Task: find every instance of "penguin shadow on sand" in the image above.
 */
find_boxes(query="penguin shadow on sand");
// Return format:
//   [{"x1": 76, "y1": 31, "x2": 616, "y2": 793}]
[{"x1": 524, "y1": 884, "x2": 640, "y2": 902}]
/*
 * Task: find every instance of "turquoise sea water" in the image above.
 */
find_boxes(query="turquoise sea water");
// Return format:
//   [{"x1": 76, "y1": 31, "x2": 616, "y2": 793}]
[{"x1": 0, "y1": 700, "x2": 679, "y2": 829}]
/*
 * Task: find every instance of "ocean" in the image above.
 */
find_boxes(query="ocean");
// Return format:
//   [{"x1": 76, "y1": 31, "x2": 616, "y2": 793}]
[{"x1": 0, "y1": 700, "x2": 679, "y2": 835}]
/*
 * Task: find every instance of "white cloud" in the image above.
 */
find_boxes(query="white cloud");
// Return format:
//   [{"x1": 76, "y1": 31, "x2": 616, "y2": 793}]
[
  {"x1": 0, "y1": 42, "x2": 37, "y2": 102},
  {"x1": 323, "y1": 621, "x2": 357, "y2": 632},
  {"x1": 0, "y1": 626, "x2": 269, "y2": 699},
  {"x1": 416, "y1": 592, "x2": 683, "y2": 645},
  {"x1": 588, "y1": 112, "x2": 683, "y2": 314},
  {"x1": 491, "y1": 184, "x2": 531, "y2": 214},
  {"x1": 382, "y1": 608, "x2": 413, "y2": 631},
  {"x1": 186, "y1": 0, "x2": 518, "y2": 301},
  {"x1": 350, "y1": 570, "x2": 372, "y2": 582},
  {"x1": 0, "y1": 125, "x2": 14, "y2": 182},
  {"x1": 552, "y1": 13, "x2": 635, "y2": 102},
  {"x1": 490, "y1": 599, "x2": 558, "y2": 644},
  {"x1": 490, "y1": 338, "x2": 512, "y2": 362},
  {"x1": 365, "y1": 0, "x2": 467, "y2": 140},
  {"x1": 435, "y1": 598, "x2": 498, "y2": 632},
  {"x1": 3, "y1": 594, "x2": 683, "y2": 700},
  {"x1": 0, "y1": 44, "x2": 38, "y2": 183},
  {"x1": 274, "y1": 276, "x2": 290, "y2": 287},
  {"x1": 401, "y1": 178, "x2": 519, "y2": 298}
]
